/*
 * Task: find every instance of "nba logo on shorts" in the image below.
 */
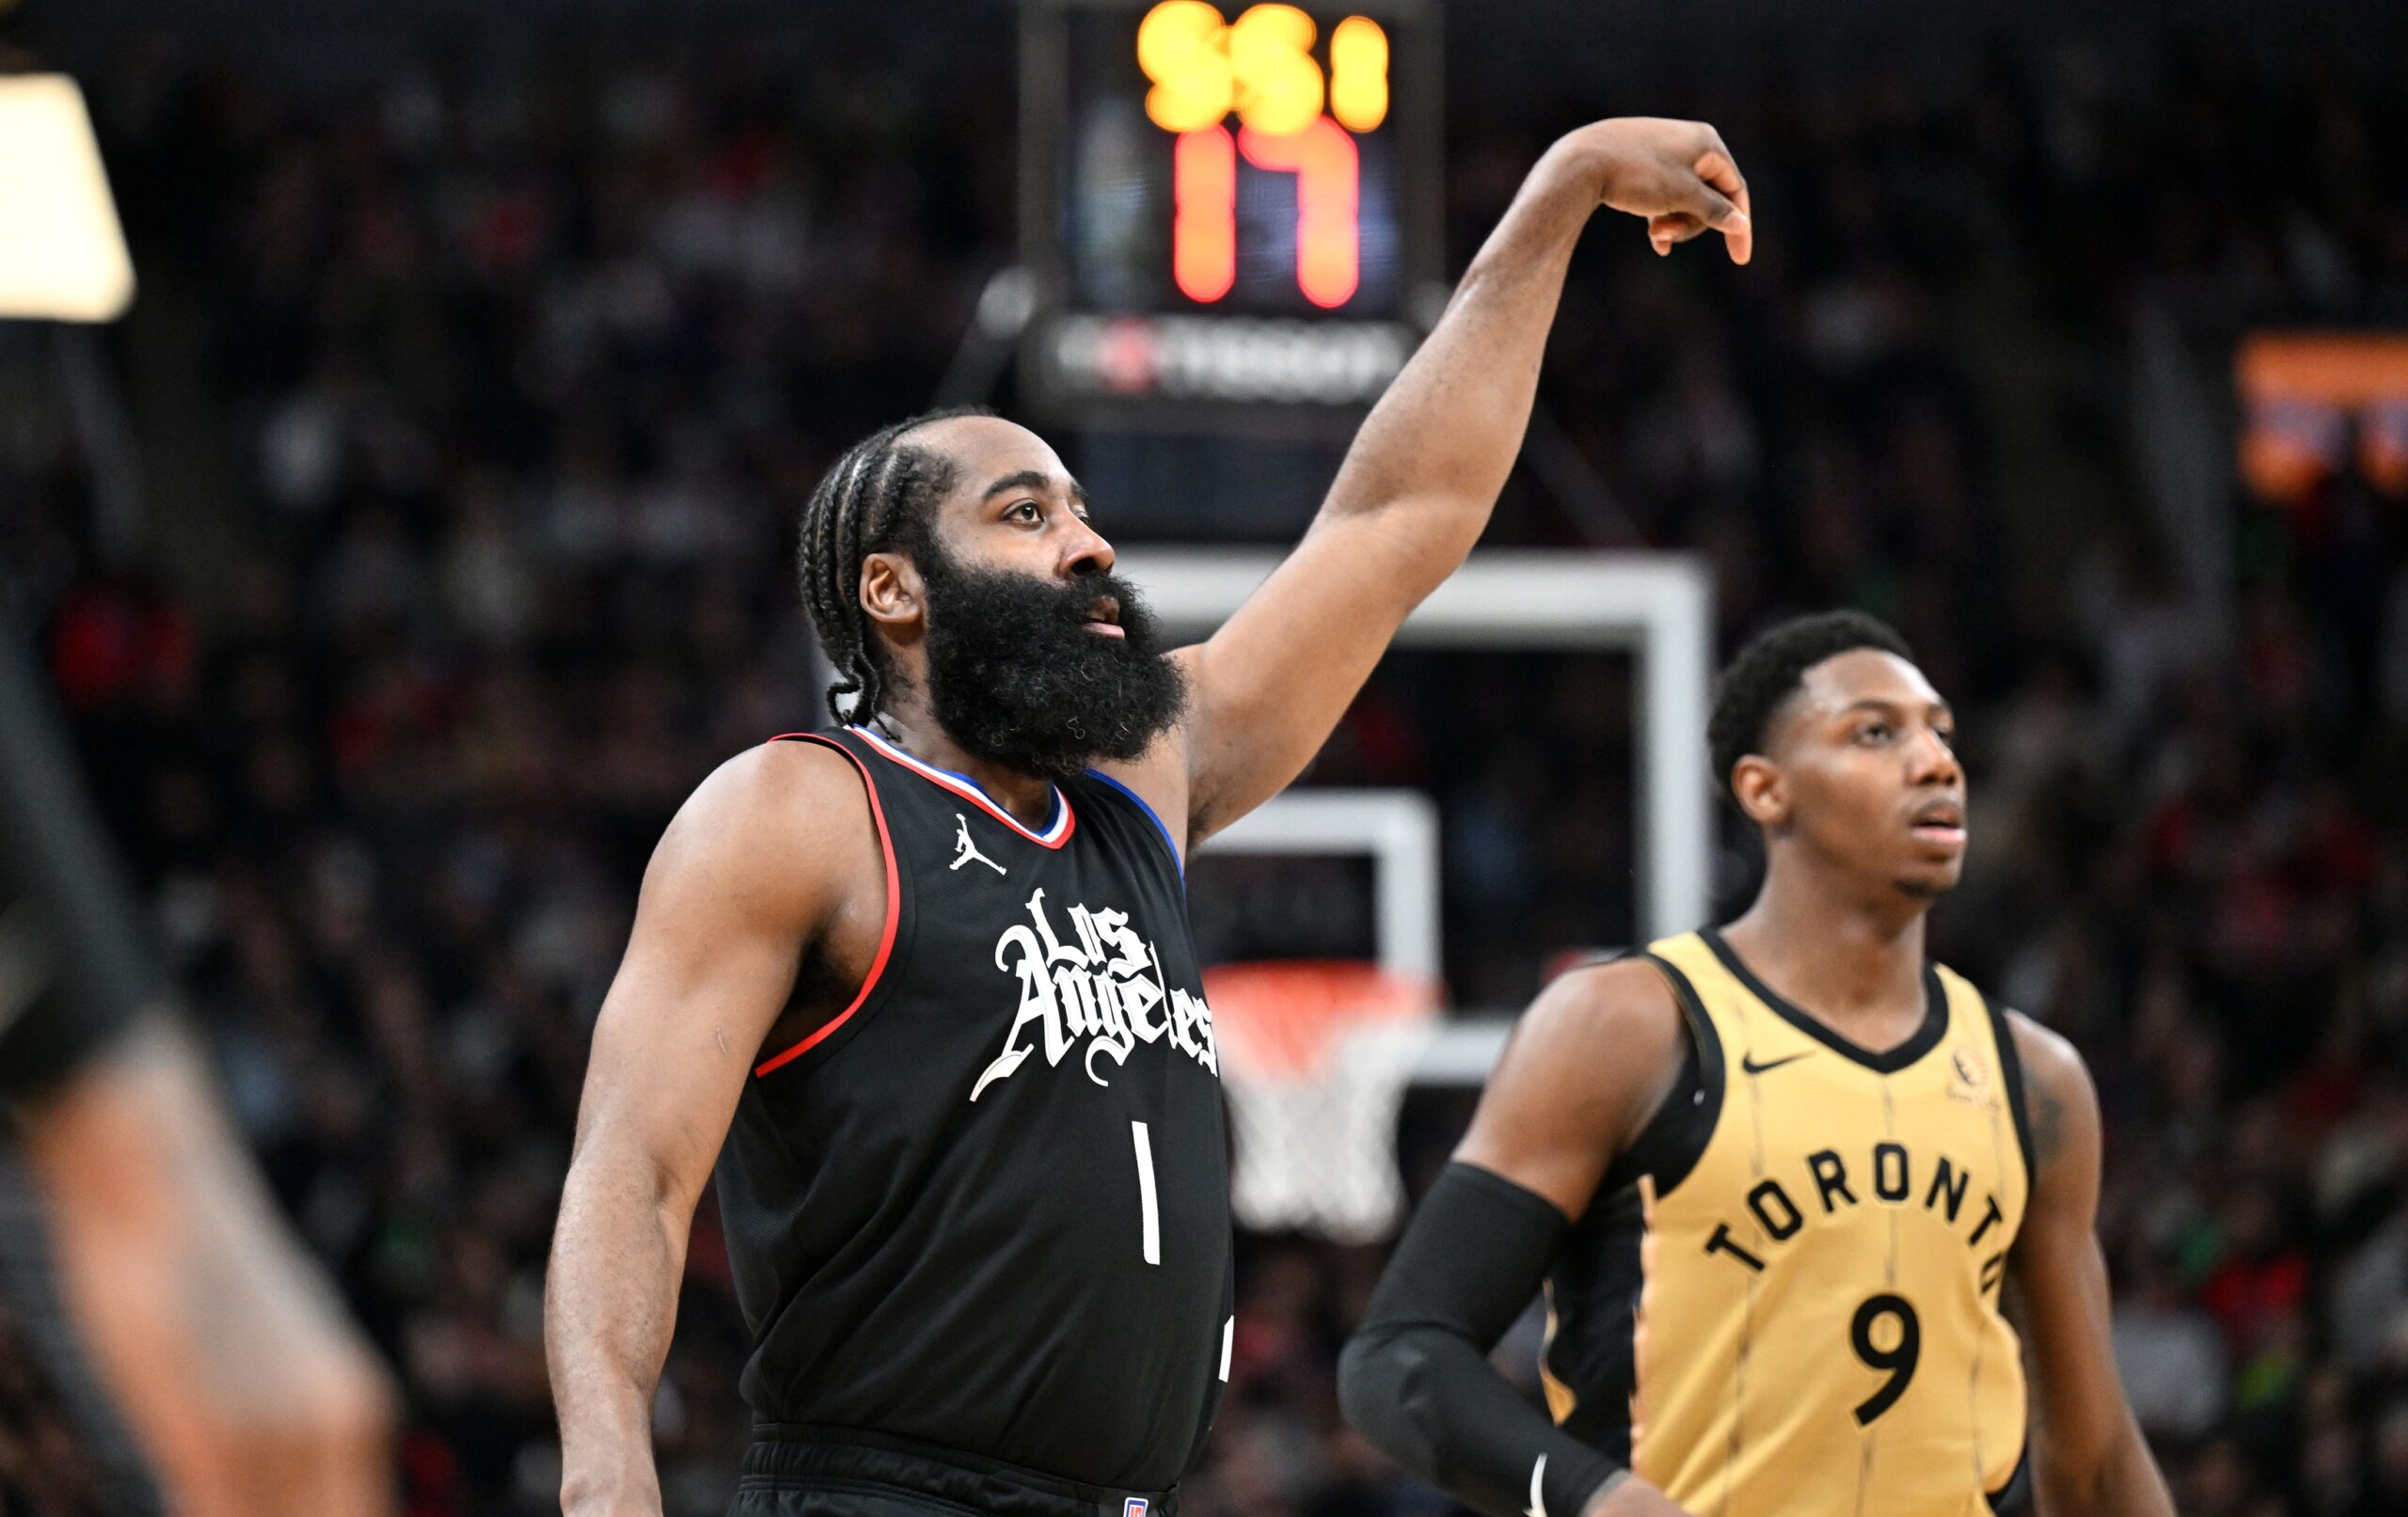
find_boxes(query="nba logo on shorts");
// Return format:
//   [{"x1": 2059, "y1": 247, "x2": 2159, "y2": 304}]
[{"x1": 1123, "y1": 1500, "x2": 1148, "y2": 1517}]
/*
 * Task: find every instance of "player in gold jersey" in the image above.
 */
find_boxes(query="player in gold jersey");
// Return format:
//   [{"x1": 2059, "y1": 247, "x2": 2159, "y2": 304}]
[{"x1": 1340, "y1": 611, "x2": 2176, "y2": 1517}]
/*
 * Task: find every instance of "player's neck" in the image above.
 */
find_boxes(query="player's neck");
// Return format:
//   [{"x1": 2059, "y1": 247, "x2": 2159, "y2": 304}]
[
  {"x1": 1721, "y1": 857, "x2": 1929, "y2": 1022},
  {"x1": 866, "y1": 702, "x2": 1063, "y2": 828}
]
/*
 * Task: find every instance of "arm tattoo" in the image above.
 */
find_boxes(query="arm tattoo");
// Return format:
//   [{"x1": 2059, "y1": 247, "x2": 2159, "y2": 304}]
[{"x1": 2028, "y1": 1074, "x2": 2067, "y2": 1171}]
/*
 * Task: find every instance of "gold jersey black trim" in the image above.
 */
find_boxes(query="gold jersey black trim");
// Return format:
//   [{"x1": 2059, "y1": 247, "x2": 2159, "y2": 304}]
[
  {"x1": 1539, "y1": 952, "x2": 1726, "y2": 1453},
  {"x1": 1592, "y1": 953, "x2": 1727, "y2": 1201},
  {"x1": 1700, "y1": 926, "x2": 1950, "y2": 1074},
  {"x1": 1983, "y1": 997, "x2": 2038, "y2": 1192},
  {"x1": 1542, "y1": 932, "x2": 2038, "y2": 1512}
]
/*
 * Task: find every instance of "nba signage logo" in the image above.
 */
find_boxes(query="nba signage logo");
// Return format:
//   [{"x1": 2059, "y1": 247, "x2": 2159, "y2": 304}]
[{"x1": 1123, "y1": 1501, "x2": 1149, "y2": 1517}]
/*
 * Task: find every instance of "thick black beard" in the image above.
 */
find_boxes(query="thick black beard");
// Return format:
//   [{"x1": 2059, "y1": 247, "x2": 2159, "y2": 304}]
[{"x1": 911, "y1": 542, "x2": 1188, "y2": 783}]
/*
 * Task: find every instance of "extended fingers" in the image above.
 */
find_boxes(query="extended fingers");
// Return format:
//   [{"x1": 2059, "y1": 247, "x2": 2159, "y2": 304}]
[
  {"x1": 1592, "y1": 118, "x2": 1756, "y2": 263},
  {"x1": 1648, "y1": 212, "x2": 1704, "y2": 256},
  {"x1": 1692, "y1": 139, "x2": 1752, "y2": 264},
  {"x1": 1692, "y1": 144, "x2": 1746, "y2": 202},
  {"x1": 1647, "y1": 183, "x2": 1738, "y2": 258}
]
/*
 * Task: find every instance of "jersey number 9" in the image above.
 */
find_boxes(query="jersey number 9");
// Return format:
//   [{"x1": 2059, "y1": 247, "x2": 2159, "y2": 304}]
[{"x1": 1848, "y1": 1293, "x2": 1921, "y2": 1425}]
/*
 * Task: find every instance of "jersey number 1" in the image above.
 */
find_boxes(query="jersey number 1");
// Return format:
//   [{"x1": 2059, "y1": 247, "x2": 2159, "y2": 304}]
[
  {"x1": 1133, "y1": 1122, "x2": 1162, "y2": 1265},
  {"x1": 1849, "y1": 1293, "x2": 1921, "y2": 1424}
]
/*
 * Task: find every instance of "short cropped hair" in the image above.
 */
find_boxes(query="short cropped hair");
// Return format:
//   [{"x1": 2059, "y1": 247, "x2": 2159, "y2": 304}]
[{"x1": 1706, "y1": 610, "x2": 1915, "y2": 799}]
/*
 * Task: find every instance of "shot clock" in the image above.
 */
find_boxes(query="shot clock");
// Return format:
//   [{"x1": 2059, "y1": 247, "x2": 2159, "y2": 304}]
[{"x1": 1021, "y1": 0, "x2": 1440, "y2": 428}]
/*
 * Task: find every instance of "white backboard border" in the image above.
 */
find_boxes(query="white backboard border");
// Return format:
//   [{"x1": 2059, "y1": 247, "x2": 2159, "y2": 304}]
[{"x1": 1130, "y1": 547, "x2": 1714, "y2": 946}]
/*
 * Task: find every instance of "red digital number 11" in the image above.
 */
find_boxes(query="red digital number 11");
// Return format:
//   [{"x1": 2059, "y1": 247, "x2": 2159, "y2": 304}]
[{"x1": 1173, "y1": 117, "x2": 1359, "y2": 309}]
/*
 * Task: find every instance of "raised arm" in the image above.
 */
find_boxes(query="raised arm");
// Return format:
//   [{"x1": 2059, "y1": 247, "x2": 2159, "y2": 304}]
[
  {"x1": 546, "y1": 742, "x2": 861, "y2": 1517},
  {"x1": 1177, "y1": 119, "x2": 1751, "y2": 839},
  {"x1": 2003, "y1": 1015, "x2": 2178, "y2": 1517},
  {"x1": 1340, "y1": 959, "x2": 1696, "y2": 1517}
]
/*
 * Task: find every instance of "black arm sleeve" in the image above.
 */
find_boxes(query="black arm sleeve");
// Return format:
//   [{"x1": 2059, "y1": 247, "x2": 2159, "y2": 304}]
[
  {"x1": 0, "y1": 613, "x2": 163, "y2": 1101},
  {"x1": 1339, "y1": 1161, "x2": 1626, "y2": 1517}
]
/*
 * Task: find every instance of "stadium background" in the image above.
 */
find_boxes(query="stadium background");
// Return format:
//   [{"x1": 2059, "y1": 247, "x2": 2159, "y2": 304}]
[{"x1": 7, "y1": 0, "x2": 2408, "y2": 1512}]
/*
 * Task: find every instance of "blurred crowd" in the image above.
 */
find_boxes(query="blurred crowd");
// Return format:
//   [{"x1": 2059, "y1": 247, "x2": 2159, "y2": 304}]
[{"x1": 8, "y1": 17, "x2": 2408, "y2": 1517}]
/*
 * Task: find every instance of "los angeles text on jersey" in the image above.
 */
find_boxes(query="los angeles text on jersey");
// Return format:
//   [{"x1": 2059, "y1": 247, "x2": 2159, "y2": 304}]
[
  {"x1": 972, "y1": 885, "x2": 1219, "y2": 1101},
  {"x1": 1700, "y1": 1139, "x2": 2014, "y2": 1290}
]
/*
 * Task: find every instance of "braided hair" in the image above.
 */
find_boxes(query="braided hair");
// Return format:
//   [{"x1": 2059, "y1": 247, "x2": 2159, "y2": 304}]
[{"x1": 797, "y1": 405, "x2": 993, "y2": 726}]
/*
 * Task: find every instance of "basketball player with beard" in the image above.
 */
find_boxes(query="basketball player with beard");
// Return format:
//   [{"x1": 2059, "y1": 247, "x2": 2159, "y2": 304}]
[
  {"x1": 1340, "y1": 612, "x2": 2177, "y2": 1517},
  {"x1": 547, "y1": 118, "x2": 1755, "y2": 1517}
]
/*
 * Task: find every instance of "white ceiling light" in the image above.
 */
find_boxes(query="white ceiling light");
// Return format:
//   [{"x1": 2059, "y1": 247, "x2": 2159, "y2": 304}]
[{"x1": 0, "y1": 74, "x2": 135, "y2": 322}]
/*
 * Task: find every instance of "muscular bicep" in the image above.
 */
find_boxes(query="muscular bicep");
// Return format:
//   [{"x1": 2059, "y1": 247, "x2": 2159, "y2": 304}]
[
  {"x1": 1451, "y1": 959, "x2": 1689, "y2": 1222},
  {"x1": 2004, "y1": 1014, "x2": 2135, "y2": 1484},
  {"x1": 1175, "y1": 510, "x2": 1451, "y2": 842},
  {"x1": 2006, "y1": 1229, "x2": 2123, "y2": 1451},
  {"x1": 569, "y1": 744, "x2": 859, "y2": 1214}
]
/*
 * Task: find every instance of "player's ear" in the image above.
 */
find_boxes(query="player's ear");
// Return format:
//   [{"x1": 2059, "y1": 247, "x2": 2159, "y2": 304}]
[
  {"x1": 860, "y1": 552, "x2": 923, "y2": 632},
  {"x1": 1730, "y1": 754, "x2": 1788, "y2": 830}
]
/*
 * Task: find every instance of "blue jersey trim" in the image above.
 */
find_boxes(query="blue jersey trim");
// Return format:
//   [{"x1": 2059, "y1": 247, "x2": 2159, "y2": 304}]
[
  {"x1": 1084, "y1": 768, "x2": 1184, "y2": 880},
  {"x1": 850, "y1": 725, "x2": 1067, "y2": 842}
]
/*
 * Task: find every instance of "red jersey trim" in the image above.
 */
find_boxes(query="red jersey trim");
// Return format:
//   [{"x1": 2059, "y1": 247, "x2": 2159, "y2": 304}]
[
  {"x1": 848, "y1": 724, "x2": 1077, "y2": 849},
  {"x1": 753, "y1": 735, "x2": 900, "y2": 1077}
]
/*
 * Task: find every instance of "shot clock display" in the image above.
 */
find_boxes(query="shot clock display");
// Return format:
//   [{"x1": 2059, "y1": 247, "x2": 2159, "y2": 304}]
[{"x1": 1021, "y1": 0, "x2": 1439, "y2": 426}]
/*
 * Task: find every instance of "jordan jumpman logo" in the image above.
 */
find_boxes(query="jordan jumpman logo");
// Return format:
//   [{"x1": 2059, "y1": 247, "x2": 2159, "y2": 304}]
[{"x1": 950, "y1": 814, "x2": 1006, "y2": 876}]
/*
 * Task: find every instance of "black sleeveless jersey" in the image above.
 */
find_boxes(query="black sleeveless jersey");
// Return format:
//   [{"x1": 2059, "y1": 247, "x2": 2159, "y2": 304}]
[{"x1": 714, "y1": 726, "x2": 1233, "y2": 1491}]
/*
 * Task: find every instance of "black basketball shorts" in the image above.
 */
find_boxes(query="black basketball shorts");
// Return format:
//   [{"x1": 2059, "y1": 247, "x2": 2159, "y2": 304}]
[{"x1": 732, "y1": 1426, "x2": 1180, "y2": 1517}]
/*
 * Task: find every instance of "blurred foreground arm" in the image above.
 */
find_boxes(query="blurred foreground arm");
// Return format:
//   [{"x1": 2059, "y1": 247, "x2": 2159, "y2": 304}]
[
  {"x1": 2004, "y1": 1017, "x2": 2177, "y2": 1517},
  {"x1": 17, "y1": 1018, "x2": 398, "y2": 1517},
  {"x1": 0, "y1": 610, "x2": 394, "y2": 1517},
  {"x1": 1178, "y1": 118, "x2": 1751, "y2": 839}
]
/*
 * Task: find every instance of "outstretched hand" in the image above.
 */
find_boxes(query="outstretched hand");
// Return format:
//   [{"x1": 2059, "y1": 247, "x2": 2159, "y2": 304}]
[{"x1": 1560, "y1": 117, "x2": 1752, "y2": 264}]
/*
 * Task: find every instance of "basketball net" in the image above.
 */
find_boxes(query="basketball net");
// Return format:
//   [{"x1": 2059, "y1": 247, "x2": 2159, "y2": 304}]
[{"x1": 1202, "y1": 960, "x2": 1437, "y2": 1244}]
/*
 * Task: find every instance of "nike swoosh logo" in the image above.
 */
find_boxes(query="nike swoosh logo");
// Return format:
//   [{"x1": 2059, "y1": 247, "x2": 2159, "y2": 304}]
[
  {"x1": 1741, "y1": 1051, "x2": 1812, "y2": 1075},
  {"x1": 1526, "y1": 1454, "x2": 1547, "y2": 1517}
]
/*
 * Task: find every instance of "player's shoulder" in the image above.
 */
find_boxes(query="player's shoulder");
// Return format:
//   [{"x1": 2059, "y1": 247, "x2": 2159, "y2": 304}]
[
  {"x1": 1998, "y1": 1007, "x2": 2100, "y2": 1179},
  {"x1": 1458, "y1": 956, "x2": 1693, "y2": 1215},
  {"x1": 1998, "y1": 1007, "x2": 2091, "y2": 1098},
  {"x1": 691, "y1": 735, "x2": 866, "y2": 822},
  {"x1": 647, "y1": 736, "x2": 877, "y2": 891},
  {"x1": 1506, "y1": 955, "x2": 1689, "y2": 1080}
]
